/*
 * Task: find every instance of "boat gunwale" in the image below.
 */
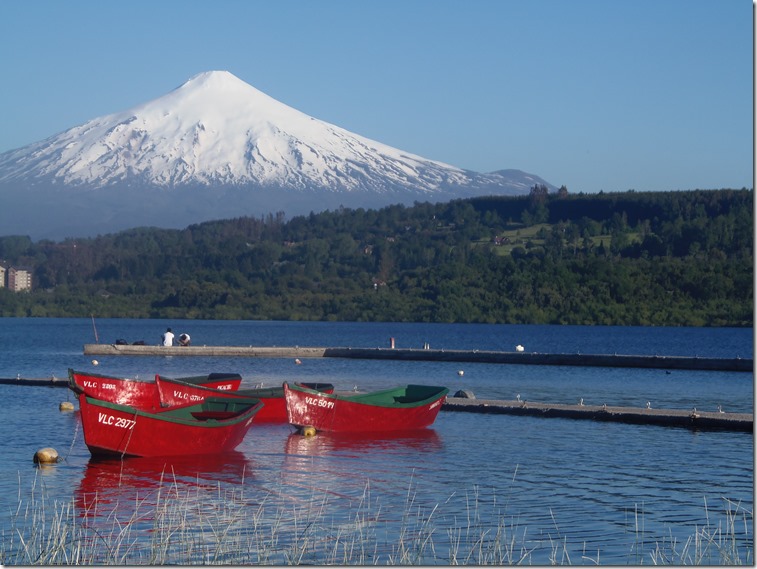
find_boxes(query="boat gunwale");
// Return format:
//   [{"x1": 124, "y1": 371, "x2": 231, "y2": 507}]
[
  {"x1": 286, "y1": 382, "x2": 449, "y2": 408},
  {"x1": 69, "y1": 368, "x2": 155, "y2": 386},
  {"x1": 158, "y1": 376, "x2": 336, "y2": 400},
  {"x1": 81, "y1": 394, "x2": 263, "y2": 427},
  {"x1": 157, "y1": 372, "x2": 242, "y2": 383}
]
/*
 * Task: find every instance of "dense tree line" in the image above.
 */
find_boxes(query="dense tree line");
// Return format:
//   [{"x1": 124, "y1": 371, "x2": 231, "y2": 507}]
[{"x1": 0, "y1": 188, "x2": 752, "y2": 326}]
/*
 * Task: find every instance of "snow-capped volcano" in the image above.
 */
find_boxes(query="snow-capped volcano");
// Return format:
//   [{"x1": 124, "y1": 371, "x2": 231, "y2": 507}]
[
  {"x1": 0, "y1": 71, "x2": 554, "y2": 239},
  {"x1": 1, "y1": 71, "x2": 473, "y2": 190}
]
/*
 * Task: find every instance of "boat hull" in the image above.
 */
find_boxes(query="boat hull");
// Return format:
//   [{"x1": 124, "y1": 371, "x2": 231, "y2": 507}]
[
  {"x1": 68, "y1": 369, "x2": 242, "y2": 411},
  {"x1": 157, "y1": 376, "x2": 334, "y2": 422},
  {"x1": 77, "y1": 393, "x2": 262, "y2": 457},
  {"x1": 284, "y1": 383, "x2": 448, "y2": 433}
]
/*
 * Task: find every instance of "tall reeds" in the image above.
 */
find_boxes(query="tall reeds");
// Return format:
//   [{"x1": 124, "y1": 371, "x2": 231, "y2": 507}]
[{"x1": 2, "y1": 472, "x2": 752, "y2": 565}]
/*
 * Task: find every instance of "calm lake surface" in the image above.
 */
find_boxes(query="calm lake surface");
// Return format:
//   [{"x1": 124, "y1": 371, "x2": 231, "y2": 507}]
[{"x1": 0, "y1": 318, "x2": 753, "y2": 564}]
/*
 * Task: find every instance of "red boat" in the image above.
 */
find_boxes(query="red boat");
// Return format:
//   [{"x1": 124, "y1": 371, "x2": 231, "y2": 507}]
[
  {"x1": 156, "y1": 374, "x2": 334, "y2": 422},
  {"x1": 77, "y1": 392, "x2": 263, "y2": 457},
  {"x1": 67, "y1": 369, "x2": 242, "y2": 411},
  {"x1": 284, "y1": 382, "x2": 449, "y2": 433}
]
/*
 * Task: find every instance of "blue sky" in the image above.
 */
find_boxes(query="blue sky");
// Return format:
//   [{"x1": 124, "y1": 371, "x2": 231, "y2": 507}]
[{"x1": 0, "y1": 0, "x2": 752, "y2": 193}]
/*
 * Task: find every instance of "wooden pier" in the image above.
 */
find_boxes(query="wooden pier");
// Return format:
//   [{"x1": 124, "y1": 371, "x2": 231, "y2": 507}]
[{"x1": 82, "y1": 344, "x2": 753, "y2": 372}]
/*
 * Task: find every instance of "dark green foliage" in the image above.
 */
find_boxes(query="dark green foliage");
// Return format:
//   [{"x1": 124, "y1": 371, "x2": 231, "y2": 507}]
[{"x1": 0, "y1": 189, "x2": 752, "y2": 326}]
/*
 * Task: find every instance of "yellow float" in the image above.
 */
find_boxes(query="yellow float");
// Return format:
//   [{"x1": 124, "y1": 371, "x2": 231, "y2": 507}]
[{"x1": 33, "y1": 447, "x2": 59, "y2": 464}]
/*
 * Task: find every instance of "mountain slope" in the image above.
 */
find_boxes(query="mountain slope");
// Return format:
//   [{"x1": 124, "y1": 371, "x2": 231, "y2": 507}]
[{"x1": 0, "y1": 71, "x2": 554, "y2": 239}]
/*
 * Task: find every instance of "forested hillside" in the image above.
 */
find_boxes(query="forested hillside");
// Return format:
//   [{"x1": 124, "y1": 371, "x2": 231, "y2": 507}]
[{"x1": 0, "y1": 188, "x2": 752, "y2": 326}]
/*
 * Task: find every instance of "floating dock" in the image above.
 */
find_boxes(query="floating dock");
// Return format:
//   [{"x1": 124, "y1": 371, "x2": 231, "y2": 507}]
[
  {"x1": 442, "y1": 397, "x2": 753, "y2": 433},
  {"x1": 0, "y1": 376, "x2": 71, "y2": 388},
  {"x1": 0, "y1": 376, "x2": 751, "y2": 432},
  {"x1": 82, "y1": 344, "x2": 753, "y2": 372}
]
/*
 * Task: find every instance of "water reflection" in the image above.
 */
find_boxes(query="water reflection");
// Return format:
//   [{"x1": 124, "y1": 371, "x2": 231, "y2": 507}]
[
  {"x1": 76, "y1": 451, "x2": 253, "y2": 517},
  {"x1": 284, "y1": 428, "x2": 443, "y2": 457},
  {"x1": 278, "y1": 429, "x2": 445, "y2": 511}
]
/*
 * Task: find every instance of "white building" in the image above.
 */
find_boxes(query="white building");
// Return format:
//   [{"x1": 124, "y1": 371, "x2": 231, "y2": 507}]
[{"x1": 8, "y1": 267, "x2": 32, "y2": 292}]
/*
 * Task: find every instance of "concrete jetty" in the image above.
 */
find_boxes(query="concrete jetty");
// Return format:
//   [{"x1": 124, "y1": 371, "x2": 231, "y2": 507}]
[{"x1": 82, "y1": 344, "x2": 753, "y2": 372}]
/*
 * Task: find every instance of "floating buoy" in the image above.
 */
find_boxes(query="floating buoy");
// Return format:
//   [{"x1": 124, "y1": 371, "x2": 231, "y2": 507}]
[
  {"x1": 294, "y1": 358, "x2": 302, "y2": 365},
  {"x1": 59, "y1": 401, "x2": 74, "y2": 412},
  {"x1": 302, "y1": 426, "x2": 316, "y2": 437},
  {"x1": 457, "y1": 370, "x2": 464, "y2": 376},
  {"x1": 91, "y1": 359, "x2": 99, "y2": 366},
  {"x1": 34, "y1": 447, "x2": 59, "y2": 464}
]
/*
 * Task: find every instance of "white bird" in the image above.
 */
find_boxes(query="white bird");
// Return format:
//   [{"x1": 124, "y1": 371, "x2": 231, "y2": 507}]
[
  {"x1": 457, "y1": 370, "x2": 464, "y2": 376},
  {"x1": 646, "y1": 401, "x2": 651, "y2": 409},
  {"x1": 516, "y1": 394, "x2": 521, "y2": 402},
  {"x1": 578, "y1": 398, "x2": 584, "y2": 406},
  {"x1": 515, "y1": 345, "x2": 525, "y2": 352},
  {"x1": 718, "y1": 405, "x2": 724, "y2": 413}
]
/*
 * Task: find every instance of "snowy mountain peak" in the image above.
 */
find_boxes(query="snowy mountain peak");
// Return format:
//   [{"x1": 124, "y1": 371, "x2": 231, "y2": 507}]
[
  {"x1": 177, "y1": 70, "x2": 281, "y2": 105},
  {"x1": 183, "y1": 69, "x2": 240, "y2": 87},
  {"x1": 157, "y1": 70, "x2": 301, "y2": 126},
  {"x1": 0, "y1": 70, "x2": 467, "y2": 190}
]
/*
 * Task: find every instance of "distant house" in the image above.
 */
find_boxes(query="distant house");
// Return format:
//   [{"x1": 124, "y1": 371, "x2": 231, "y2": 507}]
[
  {"x1": 0, "y1": 265, "x2": 5, "y2": 288},
  {"x1": 8, "y1": 267, "x2": 32, "y2": 292}
]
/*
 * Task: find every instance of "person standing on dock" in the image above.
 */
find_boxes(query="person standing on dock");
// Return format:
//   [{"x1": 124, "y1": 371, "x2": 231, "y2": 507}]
[{"x1": 161, "y1": 327, "x2": 174, "y2": 346}]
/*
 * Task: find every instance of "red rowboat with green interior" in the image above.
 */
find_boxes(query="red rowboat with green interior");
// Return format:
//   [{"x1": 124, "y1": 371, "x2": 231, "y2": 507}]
[
  {"x1": 77, "y1": 392, "x2": 263, "y2": 457},
  {"x1": 284, "y1": 382, "x2": 449, "y2": 434},
  {"x1": 156, "y1": 374, "x2": 334, "y2": 422},
  {"x1": 67, "y1": 369, "x2": 242, "y2": 412}
]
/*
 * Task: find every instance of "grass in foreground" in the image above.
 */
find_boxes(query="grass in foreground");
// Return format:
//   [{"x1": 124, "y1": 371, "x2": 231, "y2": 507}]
[{"x1": 1, "y1": 472, "x2": 752, "y2": 565}]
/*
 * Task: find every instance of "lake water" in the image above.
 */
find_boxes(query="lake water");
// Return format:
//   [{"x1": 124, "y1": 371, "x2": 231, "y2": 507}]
[{"x1": 0, "y1": 318, "x2": 753, "y2": 565}]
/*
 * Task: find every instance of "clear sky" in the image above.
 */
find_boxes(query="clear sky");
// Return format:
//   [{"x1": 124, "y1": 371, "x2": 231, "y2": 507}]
[{"x1": 0, "y1": 0, "x2": 753, "y2": 193}]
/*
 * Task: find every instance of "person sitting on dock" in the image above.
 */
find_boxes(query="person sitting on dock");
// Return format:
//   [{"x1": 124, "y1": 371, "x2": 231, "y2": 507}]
[
  {"x1": 161, "y1": 328, "x2": 174, "y2": 346},
  {"x1": 178, "y1": 333, "x2": 191, "y2": 346}
]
